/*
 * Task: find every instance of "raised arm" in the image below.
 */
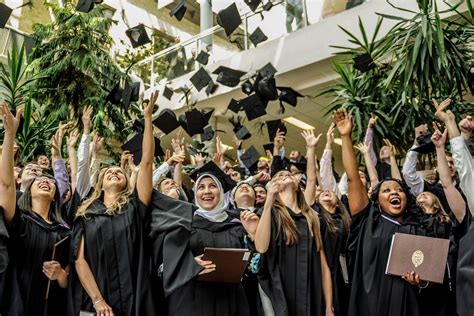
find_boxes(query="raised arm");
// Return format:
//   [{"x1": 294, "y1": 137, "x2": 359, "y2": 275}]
[
  {"x1": 320, "y1": 123, "x2": 339, "y2": 194},
  {"x1": 401, "y1": 124, "x2": 428, "y2": 197},
  {"x1": 271, "y1": 129, "x2": 286, "y2": 176},
  {"x1": 301, "y1": 130, "x2": 322, "y2": 206},
  {"x1": 364, "y1": 113, "x2": 378, "y2": 167},
  {"x1": 354, "y1": 142, "x2": 379, "y2": 188},
  {"x1": 66, "y1": 129, "x2": 80, "y2": 194},
  {"x1": 136, "y1": 92, "x2": 158, "y2": 205},
  {"x1": 334, "y1": 109, "x2": 368, "y2": 215},
  {"x1": 384, "y1": 139, "x2": 401, "y2": 180},
  {"x1": 254, "y1": 180, "x2": 280, "y2": 253},
  {"x1": 432, "y1": 127, "x2": 466, "y2": 223},
  {"x1": 0, "y1": 104, "x2": 23, "y2": 224},
  {"x1": 52, "y1": 124, "x2": 71, "y2": 205}
]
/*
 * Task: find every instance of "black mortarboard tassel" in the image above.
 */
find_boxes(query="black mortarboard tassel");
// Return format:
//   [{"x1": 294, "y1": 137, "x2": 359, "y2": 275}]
[{"x1": 125, "y1": 24, "x2": 151, "y2": 48}]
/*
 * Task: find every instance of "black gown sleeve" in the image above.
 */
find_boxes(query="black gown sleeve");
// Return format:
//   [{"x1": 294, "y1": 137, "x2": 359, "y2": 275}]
[{"x1": 0, "y1": 209, "x2": 8, "y2": 274}]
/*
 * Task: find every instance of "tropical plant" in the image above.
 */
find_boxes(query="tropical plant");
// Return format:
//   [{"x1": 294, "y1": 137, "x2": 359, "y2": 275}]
[
  {"x1": 28, "y1": 1, "x2": 126, "y2": 138},
  {"x1": 319, "y1": 0, "x2": 473, "y2": 150}
]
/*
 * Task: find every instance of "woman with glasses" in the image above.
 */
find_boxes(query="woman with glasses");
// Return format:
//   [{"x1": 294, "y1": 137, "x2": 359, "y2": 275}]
[
  {"x1": 67, "y1": 93, "x2": 159, "y2": 316},
  {"x1": 0, "y1": 103, "x2": 70, "y2": 316},
  {"x1": 253, "y1": 129, "x2": 334, "y2": 316}
]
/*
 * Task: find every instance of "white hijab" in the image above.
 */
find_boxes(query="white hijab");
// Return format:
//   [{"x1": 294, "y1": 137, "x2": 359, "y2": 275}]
[{"x1": 193, "y1": 174, "x2": 229, "y2": 222}]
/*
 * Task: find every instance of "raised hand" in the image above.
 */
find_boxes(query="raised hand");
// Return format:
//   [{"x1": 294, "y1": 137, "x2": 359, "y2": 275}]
[
  {"x1": 333, "y1": 109, "x2": 353, "y2": 137},
  {"x1": 216, "y1": 136, "x2": 227, "y2": 155},
  {"x1": 232, "y1": 135, "x2": 243, "y2": 149},
  {"x1": 193, "y1": 152, "x2": 206, "y2": 167},
  {"x1": 1, "y1": 102, "x2": 23, "y2": 135},
  {"x1": 266, "y1": 179, "x2": 282, "y2": 203},
  {"x1": 326, "y1": 123, "x2": 335, "y2": 146},
  {"x1": 414, "y1": 123, "x2": 428, "y2": 139},
  {"x1": 82, "y1": 105, "x2": 93, "y2": 135},
  {"x1": 92, "y1": 134, "x2": 104, "y2": 158},
  {"x1": 432, "y1": 98, "x2": 454, "y2": 123},
  {"x1": 273, "y1": 129, "x2": 286, "y2": 150},
  {"x1": 301, "y1": 129, "x2": 322, "y2": 148},
  {"x1": 383, "y1": 139, "x2": 397, "y2": 157},
  {"x1": 431, "y1": 123, "x2": 447, "y2": 148},
  {"x1": 240, "y1": 210, "x2": 260, "y2": 237},
  {"x1": 354, "y1": 142, "x2": 370, "y2": 155},
  {"x1": 143, "y1": 91, "x2": 159, "y2": 118},
  {"x1": 66, "y1": 129, "x2": 81, "y2": 149},
  {"x1": 120, "y1": 150, "x2": 133, "y2": 170},
  {"x1": 458, "y1": 115, "x2": 473, "y2": 139},
  {"x1": 368, "y1": 113, "x2": 378, "y2": 128},
  {"x1": 171, "y1": 130, "x2": 185, "y2": 153},
  {"x1": 128, "y1": 155, "x2": 139, "y2": 173},
  {"x1": 254, "y1": 171, "x2": 271, "y2": 182},
  {"x1": 167, "y1": 150, "x2": 185, "y2": 166}
]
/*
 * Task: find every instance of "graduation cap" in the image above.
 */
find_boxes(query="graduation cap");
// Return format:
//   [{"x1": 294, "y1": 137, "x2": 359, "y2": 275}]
[
  {"x1": 290, "y1": 158, "x2": 307, "y2": 172},
  {"x1": 195, "y1": 50, "x2": 210, "y2": 65},
  {"x1": 122, "y1": 80, "x2": 140, "y2": 111},
  {"x1": 190, "y1": 160, "x2": 236, "y2": 193},
  {"x1": 244, "y1": 0, "x2": 261, "y2": 12},
  {"x1": 201, "y1": 109, "x2": 214, "y2": 126},
  {"x1": 201, "y1": 125, "x2": 214, "y2": 142},
  {"x1": 258, "y1": 62, "x2": 277, "y2": 78},
  {"x1": 163, "y1": 86, "x2": 174, "y2": 100},
  {"x1": 153, "y1": 109, "x2": 180, "y2": 134},
  {"x1": 106, "y1": 82, "x2": 124, "y2": 105},
  {"x1": 249, "y1": 27, "x2": 268, "y2": 47},
  {"x1": 266, "y1": 119, "x2": 287, "y2": 141},
  {"x1": 205, "y1": 80, "x2": 218, "y2": 96},
  {"x1": 121, "y1": 133, "x2": 164, "y2": 165},
  {"x1": 227, "y1": 99, "x2": 241, "y2": 113},
  {"x1": 76, "y1": 0, "x2": 94, "y2": 13},
  {"x1": 278, "y1": 87, "x2": 303, "y2": 107},
  {"x1": 240, "y1": 94, "x2": 267, "y2": 121},
  {"x1": 181, "y1": 108, "x2": 205, "y2": 136},
  {"x1": 262, "y1": 1, "x2": 273, "y2": 11},
  {"x1": 353, "y1": 53, "x2": 376, "y2": 73},
  {"x1": 189, "y1": 67, "x2": 212, "y2": 92},
  {"x1": 213, "y1": 66, "x2": 246, "y2": 88},
  {"x1": 240, "y1": 146, "x2": 260, "y2": 173},
  {"x1": 132, "y1": 119, "x2": 145, "y2": 134},
  {"x1": 0, "y1": 3, "x2": 12, "y2": 28},
  {"x1": 125, "y1": 24, "x2": 151, "y2": 48},
  {"x1": 229, "y1": 116, "x2": 251, "y2": 140},
  {"x1": 256, "y1": 76, "x2": 278, "y2": 101},
  {"x1": 217, "y1": 3, "x2": 242, "y2": 37},
  {"x1": 170, "y1": 0, "x2": 187, "y2": 21},
  {"x1": 411, "y1": 133, "x2": 435, "y2": 154},
  {"x1": 263, "y1": 143, "x2": 274, "y2": 153},
  {"x1": 241, "y1": 80, "x2": 254, "y2": 95}
]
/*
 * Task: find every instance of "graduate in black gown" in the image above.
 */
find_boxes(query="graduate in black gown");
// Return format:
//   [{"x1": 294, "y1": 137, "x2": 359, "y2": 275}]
[
  {"x1": 67, "y1": 93, "x2": 159, "y2": 316},
  {"x1": 167, "y1": 164, "x2": 259, "y2": 316},
  {"x1": 0, "y1": 104, "x2": 70, "y2": 316},
  {"x1": 316, "y1": 190, "x2": 351, "y2": 316},
  {"x1": 334, "y1": 109, "x2": 425, "y2": 316},
  {"x1": 413, "y1": 128, "x2": 468, "y2": 316}
]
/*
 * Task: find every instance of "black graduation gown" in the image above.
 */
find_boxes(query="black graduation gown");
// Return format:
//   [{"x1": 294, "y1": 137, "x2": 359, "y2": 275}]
[
  {"x1": 319, "y1": 211, "x2": 349, "y2": 316},
  {"x1": 2, "y1": 206, "x2": 70, "y2": 316},
  {"x1": 258, "y1": 208, "x2": 325, "y2": 316},
  {"x1": 0, "y1": 208, "x2": 8, "y2": 301},
  {"x1": 347, "y1": 203, "x2": 422, "y2": 316},
  {"x1": 167, "y1": 214, "x2": 250, "y2": 316},
  {"x1": 456, "y1": 217, "x2": 474, "y2": 316},
  {"x1": 67, "y1": 193, "x2": 157, "y2": 316}
]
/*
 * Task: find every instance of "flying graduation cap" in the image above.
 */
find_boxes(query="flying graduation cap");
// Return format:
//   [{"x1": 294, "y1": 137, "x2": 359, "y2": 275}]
[
  {"x1": 170, "y1": 0, "x2": 187, "y2": 21},
  {"x1": 217, "y1": 3, "x2": 242, "y2": 37},
  {"x1": 249, "y1": 27, "x2": 268, "y2": 47},
  {"x1": 353, "y1": 53, "x2": 376, "y2": 73},
  {"x1": 153, "y1": 109, "x2": 180, "y2": 134},
  {"x1": 121, "y1": 133, "x2": 164, "y2": 165},
  {"x1": 195, "y1": 50, "x2": 210, "y2": 65},
  {"x1": 213, "y1": 66, "x2": 246, "y2": 88},
  {"x1": 163, "y1": 86, "x2": 174, "y2": 100},
  {"x1": 244, "y1": 0, "x2": 261, "y2": 12},
  {"x1": 189, "y1": 67, "x2": 213, "y2": 92},
  {"x1": 266, "y1": 119, "x2": 287, "y2": 141},
  {"x1": 278, "y1": 87, "x2": 304, "y2": 107},
  {"x1": 0, "y1": 3, "x2": 12, "y2": 27},
  {"x1": 227, "y1": 98, "x2": 241, "y2": 113},
  {"x1": 125, "y1": 24, "x2": 151, "y2": 48},
  {"x1": 229, "y1": 116, "x2": 251, "y2": 140},
  {"x1": 240, "y1": 94, "x2": 266, "y2": 121}
]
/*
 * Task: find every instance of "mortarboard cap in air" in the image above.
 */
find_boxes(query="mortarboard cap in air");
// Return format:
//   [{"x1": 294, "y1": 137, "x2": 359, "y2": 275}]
[
  {"x1": 190, "y1": 160, "x2": 236, "y2": 193},
  {"x1": 241, "y1": 80, "x2": 254, "y2": 95},
  {"x1": 184, "y1": 108, "x2": 205, "y2": 136},
  {"x1": 256, "y1": 76, "x2": 278, "y2": 101},
  {"x1": 249, "y1": 27, "x2": 268, "y2": 47},
  {"x1": 353, "y1": 53, "x2": 375, "y2": 73},
  {"x1": 240, "y1": 94, "x2": 266, "y2": 121},
  {"x1": 266, "y1": 119, "x2": 287, "y2": 141},
  {"x1": 228, "y1": 99, "x2": 241, "y2": 113},
  {"x1": 244, "y1": 0, "x2": 262, "y2": 12},
  {"x1": 262, "y1": 1, "x2": 273, "y2": 11},
  {"x1": 201, "y1": 125, "x2": 214, "y2": 142},
  {"x1": 106, "y1": 82, "x2": 124, "y2": 105},
  {"x1": 205, "y1": 80, "x2": 218, "y2": 96},
  {"x1": 190, "y1": 67, "x2": 213, "y2": 92},
  {"x1": 0, "y1": 3, "x2": 12, "y2": 27},
  {"x1": 235, "y1": 124, "x2": 251, "y2": 140},
  {"x1": 75, "y1": 0, "x2": 94, "y2": 13},
  {"x1": 163, "y1": 86, "x2": 174, "y2": 100},
  {"x1": 213, "y1": 66, "x2": 246, "y2": 88},
  {"x1": 121, "y1": 133, "x2": 164, "y2": 165},
  {"x1": 263, "y1": 143, "x2": 274, "y2": 153},
  {"x1": 217, "y1": 3, "x2": 242, "y2": 37},
  {"x1": 278, "y1": 86, "x2": 303, "y2": 107},
  {"x1": 125, "y1": 24, "x2": 151, "y2": 48},
  {"x1": 153, "y1": 108, "x2": 180, "y2": 134},
  {"x1": 411, "y1": 133, "x2": 435, "y2": 154},
  {"x1": 170, "y1": 0, "x2": 187, "y2": 21},
  {"x1": 196, "y1": 50, "x2": 210, "y2": 65},
  {"x1": 201, "y1": 109, "x2": 214, "y2": 126},
  {"x1": 240, "y1": 146, "x2": 260, "y2": 172},
  {"x1": 258, "y1": 62, "x2": 277, "y2": 78}
]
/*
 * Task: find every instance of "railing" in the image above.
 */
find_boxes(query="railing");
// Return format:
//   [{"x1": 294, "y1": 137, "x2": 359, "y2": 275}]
[
  {"x1": 0, "y1": 25, "x2": 30, "y2": 60},
  {"x1": 130, "y1": 0, "x2": 370, "y2": 89}
]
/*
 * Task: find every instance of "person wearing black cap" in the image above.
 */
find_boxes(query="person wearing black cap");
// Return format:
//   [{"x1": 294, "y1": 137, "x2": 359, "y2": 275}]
[
  {"x1": 0, "y1": 104, "x2": 71, "y2": 316},
  {"x1": 167, "y1": 161, "x2": 259, "y2": 316},
  {"x1": 252, "y1": 128, "x2": 334, "y2": 316},
  {"x1": 68, "y1": 93, "x2": 159, "y2": 316}
]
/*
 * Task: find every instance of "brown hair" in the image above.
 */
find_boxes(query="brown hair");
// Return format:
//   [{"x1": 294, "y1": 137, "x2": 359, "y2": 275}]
[
  {"x1": 417, "y1": 192, "x2": 452, "y2": 224},
  {"x1": 318, "y1": 196, "x2": 351, "y2": 234},
  {"x1": 76, "y1": 167, "x2": 131, "y2": 218},
  {"x1": 272, "y1": 171, "x2": 323, "y2": 250}
]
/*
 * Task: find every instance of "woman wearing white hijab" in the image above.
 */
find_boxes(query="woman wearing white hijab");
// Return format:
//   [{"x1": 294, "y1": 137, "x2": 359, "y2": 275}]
[{"x1": 167, "y1": 163, "x2": 259, "y2": 316}]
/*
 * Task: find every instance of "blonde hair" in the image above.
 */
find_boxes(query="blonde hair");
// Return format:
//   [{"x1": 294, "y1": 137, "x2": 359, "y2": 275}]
[
  {"x1": 272, "y1": 171, "x2": 323, "y2": 250},
  {"x1": 418, "y1": 192, "x2": 452, "y2": 224},
  {"x1": 76, "y1": 167, "x2": 132, "y2": 218}
]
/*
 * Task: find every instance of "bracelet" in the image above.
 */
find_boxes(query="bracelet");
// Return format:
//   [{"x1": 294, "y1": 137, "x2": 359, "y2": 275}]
[
  {"x1": 418, "y1": 281, "x2": 430, "y2": 289},
  {"x1": 93, "y1": 298, "x2": 104, "y2": 306}
]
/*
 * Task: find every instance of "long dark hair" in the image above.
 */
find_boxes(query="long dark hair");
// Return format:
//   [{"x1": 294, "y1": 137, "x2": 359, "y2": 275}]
[
  {"x1": 317, "y1": 197, "x2": 351, "y2": 234},
  {"x1": 17, "y1": 176, "x2": 67, "y2": 226}
]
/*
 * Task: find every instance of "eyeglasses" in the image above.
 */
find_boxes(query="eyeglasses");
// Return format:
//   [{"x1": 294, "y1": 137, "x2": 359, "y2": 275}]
[{"x1": 34, "y1": 176, "x2": 56, "y2": 185}]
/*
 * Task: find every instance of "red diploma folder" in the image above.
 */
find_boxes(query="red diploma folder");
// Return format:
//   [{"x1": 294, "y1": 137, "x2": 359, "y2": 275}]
[
  {"x1": 198, "y1": 248, "x2": 251, "y2": 283},
  {"x1": 385, "y1": 233, "x2": 450, "y2": 284}
]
